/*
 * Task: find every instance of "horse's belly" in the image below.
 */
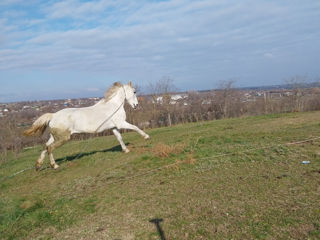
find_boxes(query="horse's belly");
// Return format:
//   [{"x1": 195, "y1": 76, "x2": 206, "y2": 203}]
[{"x1": 50, "y1": 108, "x2": 119, "y2": 133}]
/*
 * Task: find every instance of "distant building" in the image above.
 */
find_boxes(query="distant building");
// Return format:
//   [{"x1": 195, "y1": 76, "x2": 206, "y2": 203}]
[
  {"x1": 152, "y1": 94, "x2": 187, "y2": 105},
  {"x1": 202, "y1": 100, "x2": 212, "y2": 105},
  {"x1": 170, "y1": 94, "x2": 187, "y2": 104}
]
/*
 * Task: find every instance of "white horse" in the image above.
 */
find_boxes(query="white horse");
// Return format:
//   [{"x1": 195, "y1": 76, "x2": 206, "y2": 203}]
[{"x1": 24, "y1": 82, "x2": 150, "y2": 170}]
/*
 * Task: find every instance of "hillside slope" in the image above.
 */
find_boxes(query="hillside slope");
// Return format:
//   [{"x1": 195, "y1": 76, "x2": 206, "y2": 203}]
[{"x1": 1, "y1": 111, "x2": 320, "y2": 239}]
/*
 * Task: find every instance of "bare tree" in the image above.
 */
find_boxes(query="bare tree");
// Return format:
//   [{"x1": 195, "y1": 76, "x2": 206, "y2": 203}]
[
  {"x1": 147, "y1": 77, "x2": 177, "y2": 126},
  {"x1": 148, "y1": 77, "x2": 177, "y2": 96},
  {"x1": 0, "y1": 114, "x2": 23, "y2": 161},
  {"x1": 0, "y1": 134, "x2": 7, "y2": 163},
  {"x1": 217, "y1": 79, "x2": 236, "y2": 118},
  {"x1": 285, "y1": 75, "x2": 308, "y2": 112}
]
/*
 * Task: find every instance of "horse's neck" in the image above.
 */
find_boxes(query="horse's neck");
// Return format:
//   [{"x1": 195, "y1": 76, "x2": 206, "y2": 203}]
[{"x1": 94, "y1": 90, "x2": 125, "y2": 110}]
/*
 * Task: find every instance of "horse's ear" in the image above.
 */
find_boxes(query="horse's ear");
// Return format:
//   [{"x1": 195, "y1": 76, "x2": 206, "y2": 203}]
[{"x1": 128, "y1": 81, "x2": 133, "y2": 87}]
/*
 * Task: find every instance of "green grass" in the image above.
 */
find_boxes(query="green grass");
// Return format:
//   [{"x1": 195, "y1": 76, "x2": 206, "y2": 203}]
[{"x1": 1, "y1": 111, "x2": 320, "y2": 239}]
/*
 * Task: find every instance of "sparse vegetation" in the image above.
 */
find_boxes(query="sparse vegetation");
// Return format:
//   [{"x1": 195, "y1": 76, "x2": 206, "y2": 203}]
[{"x1": 1, "y1": 111, "x2": 320, "y2": 239}]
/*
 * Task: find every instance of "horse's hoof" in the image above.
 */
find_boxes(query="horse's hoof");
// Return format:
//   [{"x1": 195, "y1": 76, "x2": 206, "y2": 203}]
[
  {"x1": 35, "y1": 164, "x2": 41, "y2": 171},
  {"x1": 123, "y1": 149, "x2": 130, "y2": 153},
  {"x1": 50, "y1": 164, "x2": 59, "y2": 169},
  {"x1": 144, "y1": 135, "x2": 150, "y2": 140}
]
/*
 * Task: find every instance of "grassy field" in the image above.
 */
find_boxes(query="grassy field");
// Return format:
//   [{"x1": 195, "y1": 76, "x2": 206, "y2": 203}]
[{"x1": 1, "y1": 111, "x2": 320, "y2": 240}]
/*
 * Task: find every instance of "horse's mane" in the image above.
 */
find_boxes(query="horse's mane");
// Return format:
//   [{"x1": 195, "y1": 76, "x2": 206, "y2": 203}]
[{"x1": 104, "y1": 82, "x2": 123, "y2": 102}]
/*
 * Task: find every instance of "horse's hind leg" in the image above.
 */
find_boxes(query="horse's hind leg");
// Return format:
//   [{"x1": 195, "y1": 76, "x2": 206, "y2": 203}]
[
  {"x1": 47, "y1": 128, "x2": 71, "y2": 169},
  {"x1": 35, "y1": 134, "x2": 54, "y2": 171},
  {"x1": 112, "y1": 128, "x2": 129, "y2": 153}
]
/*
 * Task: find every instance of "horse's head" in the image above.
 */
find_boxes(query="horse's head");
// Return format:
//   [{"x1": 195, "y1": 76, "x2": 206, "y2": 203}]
[{"x1": 124, "y1": 81, "x2": 138, "y2": 109}]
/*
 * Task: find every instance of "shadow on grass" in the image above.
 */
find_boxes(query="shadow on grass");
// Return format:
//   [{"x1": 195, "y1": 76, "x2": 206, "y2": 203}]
[
  {"x1": 55, "y1": 143, "x2": 130, "y2": 163},
  {"x1": 149, "y1": 218, "x2": 167, "y2": 240}
]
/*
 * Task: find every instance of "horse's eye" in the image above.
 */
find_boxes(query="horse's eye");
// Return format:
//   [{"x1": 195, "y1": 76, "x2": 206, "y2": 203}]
[{"x1": 134, "y1": 91, "x2": 136, "y2": 94}]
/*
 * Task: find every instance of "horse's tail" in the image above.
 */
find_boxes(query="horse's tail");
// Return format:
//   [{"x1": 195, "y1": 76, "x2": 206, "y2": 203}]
[{"x1": 23, "y1": 113, "x2": 53, "y2": 136}]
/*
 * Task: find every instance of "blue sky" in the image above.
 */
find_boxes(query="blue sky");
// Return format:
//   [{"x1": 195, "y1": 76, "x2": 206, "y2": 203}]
[{"x1": 0, "y1": 0, "x2": 319, "y2": 102}]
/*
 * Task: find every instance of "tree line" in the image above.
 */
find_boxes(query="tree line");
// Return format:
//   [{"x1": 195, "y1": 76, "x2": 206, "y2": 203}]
[{"x1": 1, "y1": 76, "x2": 320, "y2": 163}]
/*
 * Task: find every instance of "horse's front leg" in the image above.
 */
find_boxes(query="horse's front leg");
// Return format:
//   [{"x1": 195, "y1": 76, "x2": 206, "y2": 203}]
[
  {"x1": 112, "y1": 128, "x2": 130, "y2": 153},
  {"x1": 119, "y1": 121, "x2": 150, "y2": 140}
]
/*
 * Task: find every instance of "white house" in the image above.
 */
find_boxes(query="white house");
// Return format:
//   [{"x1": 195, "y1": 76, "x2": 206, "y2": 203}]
[{"x1": 152, "y1": 93, "x2": 188, "y2": 104}]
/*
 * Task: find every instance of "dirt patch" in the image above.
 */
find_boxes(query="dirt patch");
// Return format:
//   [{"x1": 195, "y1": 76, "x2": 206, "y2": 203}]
[
  {"x1": 20, "y1": 200, "x2": 36, "y2": 210},
  {"x1": 290, "y1": 223, "x2": 316, "y2": 239},
  {"x1": 131, "y1": 145, "x2": 149, "y2": 154}
]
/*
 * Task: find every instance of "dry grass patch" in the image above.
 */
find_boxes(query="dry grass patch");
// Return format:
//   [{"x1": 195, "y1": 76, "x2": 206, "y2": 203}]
[
  {"x1": 167, "y1": 154, "x2": 197, "y2": 170},
  {"x1": 151, "y1": 142, "x2": 185, "y2": 158}
]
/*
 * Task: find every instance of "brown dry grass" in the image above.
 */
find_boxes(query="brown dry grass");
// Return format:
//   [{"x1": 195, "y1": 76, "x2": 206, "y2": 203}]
[
  {"x1": 167, "y1": 154, "x2": 197, "y2": 170},
  {"x1": 151, "y1": 142, "x2": 185, "y2": 158}
]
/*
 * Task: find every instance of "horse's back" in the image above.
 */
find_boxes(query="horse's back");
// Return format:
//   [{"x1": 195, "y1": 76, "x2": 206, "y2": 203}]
[
  {"x1": 49, "y1": 108, "x2": 80, "y2": 130},
  {"x1": 49, "y1": 107, "x2": 100, "y2": 133}
]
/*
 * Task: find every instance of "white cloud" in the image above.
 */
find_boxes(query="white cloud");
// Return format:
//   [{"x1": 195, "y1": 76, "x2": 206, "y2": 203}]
[
  {"x1": 0, "y1": 0, "x2": 319, "y2": 96},
  {"x1": 47, "y1": 0, "x2": 115, "y2": 19}
]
